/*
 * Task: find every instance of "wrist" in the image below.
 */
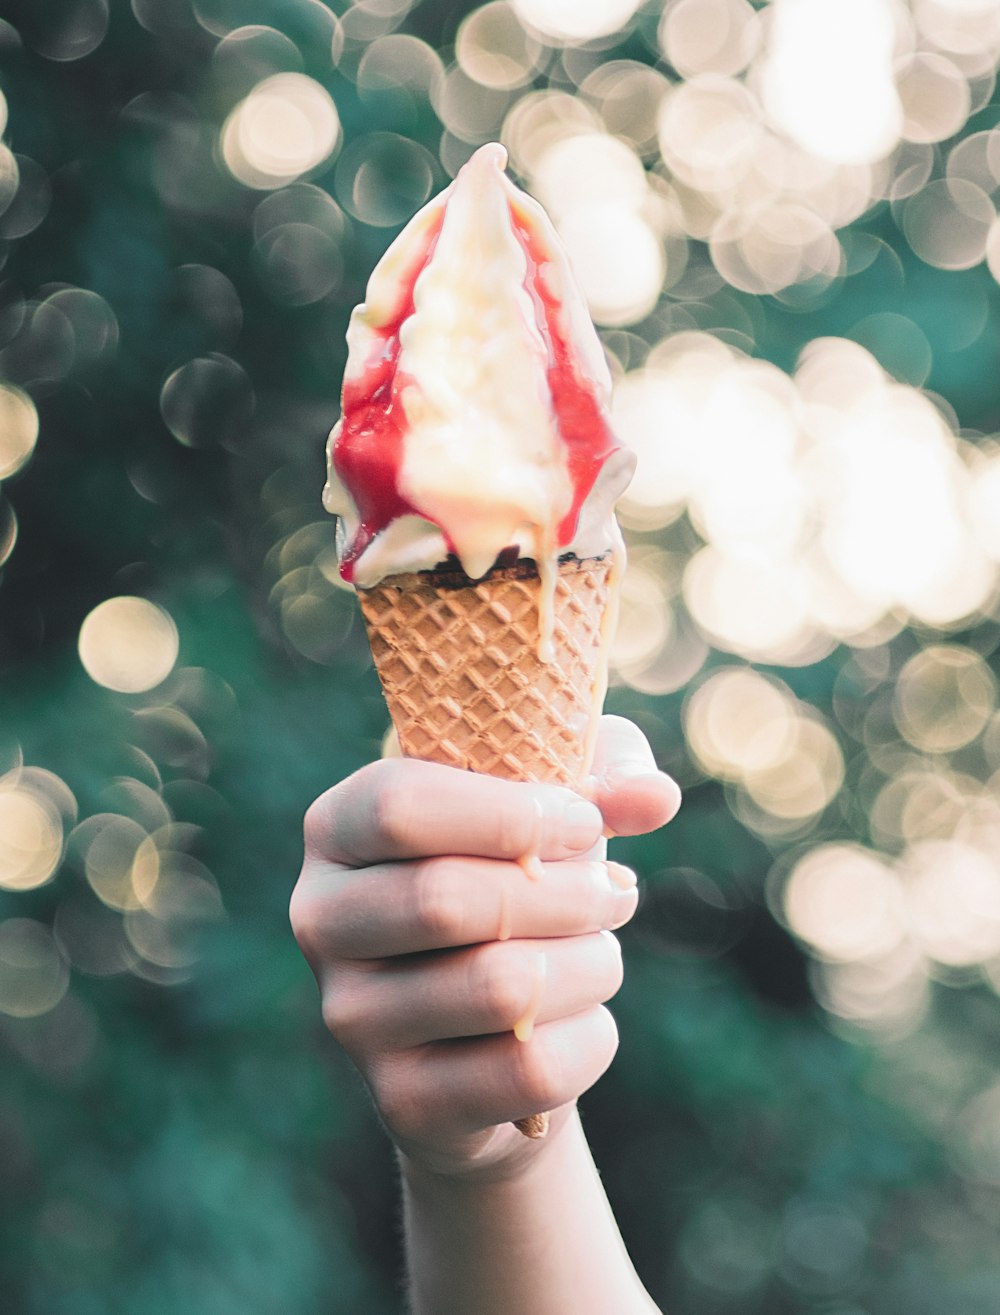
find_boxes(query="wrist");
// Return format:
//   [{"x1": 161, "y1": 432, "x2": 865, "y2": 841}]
[{"x1": 396, "y1": 1102, "x2": 579, "y2": 1190}]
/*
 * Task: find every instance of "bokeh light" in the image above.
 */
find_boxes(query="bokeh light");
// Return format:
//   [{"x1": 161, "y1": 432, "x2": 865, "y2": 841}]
[
  {"x1": 954, "y1": 1081, "x2": 1000, "y2": 1187},
  {"x1": 0, "y1": 498, "x2": 18, "y2": 568},
  {"x1": 902, "y1": 178, "x2": 995, "y2": 269},
  {"x1": 159, "y1": 354, "x2": 255, "y2": 449},
  {"x1": 123, "y1": 850, "x2": 224, "y2": 970},
  {"x1": 252, "y1": 185, "x2": 347, "y2": 306},
  {"x1": 334, "y1": 131, "x2": 436, "y2": 226},
  {"x1": 782, "y1": 844, "x2": 907, "y2": 964},
  {"x1": 172, "y1": 264, "x2": 243, "y2": 347},
  {"x1": 222, "y1": 72, "x2": 341, "y2": 189},
  {"x1": 660, "y1": 0, "x2": 759, "y2": 80},
  {"x1": 761, "y1": 0, "x2": 903, "y2": 166},
  {"x1": 531, "y1": 131, "x2": 664, "y2": 324},
  {"x1": 605, "y1": 331, "x2": 1000, "y2": 669},
  {"x1": 0, "y1": 155, "x2": 51, "y2": 240},
  {"x1": 612, "y1": 560, "x2": 673, "y2": 672},
  {"x1": 812, "y1": 942, "x2": 930, "y2": 1032},
  {"x1": 45, "y1": 287, "x2": 119, "y2": 367},
  {"x1": 0, "y1": 383, "x2": 38, "y2": 478},
  {"x1": 894, "y1": 645, "x2": 997, "y2": 752},
  {"x1": 0, "y1": 142, "x2": 18, "y2": 217},
  {"x1": 337, "y1": 0, "x2": 416, "y2": 45},
  {"x1": 0, "y1": 769, "x2": 67, "y2": 892},
  {"x1": 512, "y1": 0, "x2": 643, "y2": 43},
  {"x1": 26, "y1": 0, "x2": 109, "y2": 63},
  {"x1": 78, "y1": 597, "x2": 180, "y2": 694},
  {"x1": 211, "y1": 25, "x2": 304, "y2": 97},
  {"x1": 53, "y1": 895, "x2": 129, "y2": 978},
  {"x1": 902, "y1": 838, "x2": 1000, "y2": 967},
  {"x1": 685, "y1": 668, "x2": 797, "y2": 782},
  {"x1": 0, "y1": 919, "x2": 69, "y2": 1018},
  {"x1": 358, "y1": 32, "x2": 444, "y2": 100},
  {"x1": 457, "y1": 3, "x2": 543, "y2": 90},
  {"x1": 581, "y1": 61, "x2": 669, "y2": 155},
  {"x1": 76, "y1": 813, "x2": 156, "y2": 912},
  {"x1": 969, "y1": 443, "x2": 1000, "y2": 561}
]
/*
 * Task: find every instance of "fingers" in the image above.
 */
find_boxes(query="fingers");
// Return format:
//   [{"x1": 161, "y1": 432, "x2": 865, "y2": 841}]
[
  {"x1": 301, "y1": 717, "x2": 679, "y2": 871},
  {"x1": 292, "y1": 856, "x2": 638, "y2": 961},
  {"x1": 326, "y1": 931, "x2": 624, "y2": 1051},
  {"x1": 588, "y1": 714, "x2": 682, "y2": 837},
  {"x1": 305, "y1": 758, "x2": 604, "y2": 867},
  {"x1": 375, "y1": 1007, "x2": 620, "y2": 1140}
]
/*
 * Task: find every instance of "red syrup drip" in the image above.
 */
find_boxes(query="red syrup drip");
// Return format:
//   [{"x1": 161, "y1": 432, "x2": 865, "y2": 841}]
[
  {"x1": 506, "y1": 201, "x2": 622, "y2": 549},
  {"x1": 332, "y1": 211, "x2": 446, "y2": 582},
  {"x1": 333, "y1": 193, "x2": 622, "y2": 581}
]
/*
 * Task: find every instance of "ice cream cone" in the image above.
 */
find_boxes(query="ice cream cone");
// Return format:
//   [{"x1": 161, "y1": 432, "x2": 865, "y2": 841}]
[
  {"x1": 358, "y1": 553, "x2": 615, "y2": 1139},
  {"x1": 325, "y1": 145, "x2": 634, "y2": 1144}
]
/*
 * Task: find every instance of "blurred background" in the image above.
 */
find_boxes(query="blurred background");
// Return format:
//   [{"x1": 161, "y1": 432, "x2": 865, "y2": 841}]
[{"x1": 1, "y1": 0, "x2": 999, "y2": 1310}]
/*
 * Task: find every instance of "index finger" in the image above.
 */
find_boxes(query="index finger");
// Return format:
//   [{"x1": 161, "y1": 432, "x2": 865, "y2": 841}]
[{"x1": 304, "y1": 757, "x2": 605, "y2": 867}]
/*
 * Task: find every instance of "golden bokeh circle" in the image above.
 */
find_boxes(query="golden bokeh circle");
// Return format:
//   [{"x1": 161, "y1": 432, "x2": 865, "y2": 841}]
[
  {"x1": 782, "y1": 843, "x2": 906, "y2": 963},
  {"x1": 222, "y1": 73, "x2": 341, "y2": 190},
  {"x1": 78, "y1": 597, "x2": 179, "y2": 694},
  {"x1": 894, "y1": 645, "x2": 997, "y2": 753},
  {"x1": 0, "y1": 384, "x2": 39, "y2": 480},
  {"x1": 0, "y1": 784, "x2": 64, "y2": 892}
]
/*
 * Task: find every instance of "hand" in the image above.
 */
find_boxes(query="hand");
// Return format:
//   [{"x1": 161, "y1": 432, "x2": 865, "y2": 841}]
[{"x1": 290, "y1": 715, "x2": 680, "y2": 1177}]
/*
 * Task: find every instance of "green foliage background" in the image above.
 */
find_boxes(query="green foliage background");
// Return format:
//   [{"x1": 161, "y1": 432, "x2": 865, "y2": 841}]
[{"x1": 1, "y1": 2, "x2": 999, "y2": 1313}]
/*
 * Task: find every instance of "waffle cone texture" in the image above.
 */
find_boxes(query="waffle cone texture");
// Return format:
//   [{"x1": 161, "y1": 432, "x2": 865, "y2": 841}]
[
  {"x1": 358, "y1": 555, "x2": 613, "y2": 786},
  {"x1": 358, "y1": 554, "x2": 615, "y2": 1140}
]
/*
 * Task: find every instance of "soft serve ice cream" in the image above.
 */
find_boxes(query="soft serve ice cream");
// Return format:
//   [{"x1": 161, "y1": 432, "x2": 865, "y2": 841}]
[{"x1": 323, "y1": 142, "x2": 635, "y2": 613}]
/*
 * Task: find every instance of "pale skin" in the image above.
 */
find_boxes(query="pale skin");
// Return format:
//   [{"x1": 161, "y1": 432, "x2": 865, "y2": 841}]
[{"x1": 291, "y1": 715, "x2": 681, "y2": 1315}]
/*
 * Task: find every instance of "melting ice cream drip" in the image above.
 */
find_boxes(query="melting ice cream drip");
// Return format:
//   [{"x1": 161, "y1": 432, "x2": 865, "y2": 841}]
[{"x1": 325, "y1": 143, "x2": 631, "y2": 591}]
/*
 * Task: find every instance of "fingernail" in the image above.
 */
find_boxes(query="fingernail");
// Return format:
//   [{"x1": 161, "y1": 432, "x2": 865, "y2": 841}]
[
  {"x1": 562, "y1": 797, "x2": 603, "y2": 849},
  {"x1": 609, "y1": 888, "x2": 639, "y2": 931},
  {"x1": 607, "y1": 861, "x2": 637, "y2": 891}
]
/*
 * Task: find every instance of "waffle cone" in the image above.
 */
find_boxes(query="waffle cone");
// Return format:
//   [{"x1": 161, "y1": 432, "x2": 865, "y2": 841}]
[
  {"x1": 358, "y1": 554, "x2": 615, "y2": 1140},
  {"x1": 358, "y1": 555, "x2": 612, "y2": 784}
]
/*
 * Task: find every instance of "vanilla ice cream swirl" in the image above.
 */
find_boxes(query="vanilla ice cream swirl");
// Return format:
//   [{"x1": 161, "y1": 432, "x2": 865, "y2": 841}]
[{"x1": 323, "y1": 142, "x2": 634, "y2": 592}]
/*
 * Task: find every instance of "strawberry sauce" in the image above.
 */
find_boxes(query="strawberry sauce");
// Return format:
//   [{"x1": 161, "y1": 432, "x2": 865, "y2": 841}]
[
  {"x1": 506, "y1": 200, "x2": 620, "y2": 548},
  {"x1": 332, "y1": 211, "x2": 445, "y2": 582},
  {"x1": 332, "y1": 193, "x2": 621, "y2": 582}
]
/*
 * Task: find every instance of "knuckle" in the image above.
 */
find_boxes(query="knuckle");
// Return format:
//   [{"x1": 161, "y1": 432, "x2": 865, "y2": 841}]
[
  {"x1": 320, "y1": 973, "x2": 365, "y2": 1048},
  {"x1": 511, "y1": 1037, "x2": 561, "y2": 1112},
  {"x1": 489, "y1": 785, "x2": 565, "y2": 859},
  {"x1": 374, "y1": 1057, "x2": 427, "y2": 1142},
  {"x1": 288, "y1": 879, "x2": 322, "y2": 963},
  {"x1": 491, "y1": 796, "x2": 530, "y2": 858},
  {"x1": 304, "y1": 763, "x2": 380, "y2": 860},
  {"x1": 307, "y1": 760, "x2": 411, "y2": 863},
  {"x1": 411, "y1": 857, "x2": 466, "y2": 943},
  {"x1": 289, "y1": 873, "x2": 350, "y2": 964},
  {"x1": 370, "y1": 759, "x2": 420, "y2": 849},
  {"x1": 302, "y1": 794, "x2": 331, "y2": 856},
  {"x1": 473, "y1": 946, "x2": 532, "y2": 1029}
]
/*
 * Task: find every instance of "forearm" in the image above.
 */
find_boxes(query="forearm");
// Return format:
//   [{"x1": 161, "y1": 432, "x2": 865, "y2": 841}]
[{"x1": 399, "y1": 1109, "x2": 661, "y2": 1315}]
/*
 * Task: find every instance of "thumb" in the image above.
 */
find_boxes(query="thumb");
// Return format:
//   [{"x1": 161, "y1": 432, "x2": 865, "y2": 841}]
[{"x1": 586, "y1": 715, "x2": 682, "y2": 838}]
